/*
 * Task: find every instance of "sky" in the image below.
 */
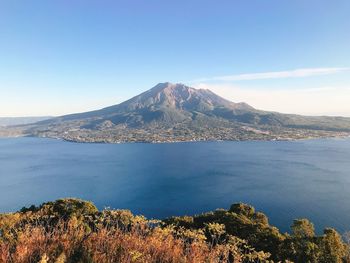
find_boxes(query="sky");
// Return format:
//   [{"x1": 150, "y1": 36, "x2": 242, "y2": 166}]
[{"x1": 0, "y1": 0, "x2": 349, "y2": 117}]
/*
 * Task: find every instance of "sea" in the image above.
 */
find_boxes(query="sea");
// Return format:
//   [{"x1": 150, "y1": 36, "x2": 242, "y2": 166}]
[{"x1": 1, "y1": 137, "x2": 350, "y2": 233}]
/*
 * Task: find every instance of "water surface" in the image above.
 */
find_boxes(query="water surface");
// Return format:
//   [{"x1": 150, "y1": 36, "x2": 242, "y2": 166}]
[{"x1": 1, "y1": 137, "x2": 350, "y2": 233}]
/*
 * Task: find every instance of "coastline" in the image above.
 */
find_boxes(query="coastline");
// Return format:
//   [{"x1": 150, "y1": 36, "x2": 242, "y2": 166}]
[{"x1": 1, "y1": 132, "x2": 349, "y2": 145}]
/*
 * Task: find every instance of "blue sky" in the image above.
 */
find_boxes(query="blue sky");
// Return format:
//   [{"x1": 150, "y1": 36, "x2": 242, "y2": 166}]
[{"x1": 0, "y1": 0, "x2": 349, "y2": 116}]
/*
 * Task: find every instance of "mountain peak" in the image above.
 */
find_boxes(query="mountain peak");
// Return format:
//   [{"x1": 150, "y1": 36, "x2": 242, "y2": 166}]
[
  {"x1": 138, "y1": 82, "x2": 197, "y2": 109},
  {"x1": 114, "y1": 82, "x2": 255, "y2": 114},
  {"x1": 149, "y1": 82, "x2": 191, "y2": 93}
]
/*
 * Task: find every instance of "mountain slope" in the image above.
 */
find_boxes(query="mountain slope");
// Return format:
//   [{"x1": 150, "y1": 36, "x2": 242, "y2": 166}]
[
  {"x1": 7, "y1": 82, "x2": 350, "y2": 142},
  {"x1": 40, "y1": 82, "x2": 254, "y2": 127}
]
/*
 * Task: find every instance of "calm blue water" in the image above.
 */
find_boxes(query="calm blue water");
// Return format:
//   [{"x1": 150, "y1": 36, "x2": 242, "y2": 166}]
[{"x1": 1, "y1": 137, "x2": 350, "y2": 233}]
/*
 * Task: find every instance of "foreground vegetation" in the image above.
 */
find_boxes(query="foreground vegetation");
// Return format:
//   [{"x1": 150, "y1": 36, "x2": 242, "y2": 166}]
[{"x1": 0, "y1": 199, "x2": 349, "y2": 263}]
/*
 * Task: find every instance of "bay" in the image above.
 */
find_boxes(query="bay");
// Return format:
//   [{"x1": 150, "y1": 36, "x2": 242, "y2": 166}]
[{"x1": 1, "y1": 137, "x2": 350, "y2": 233}]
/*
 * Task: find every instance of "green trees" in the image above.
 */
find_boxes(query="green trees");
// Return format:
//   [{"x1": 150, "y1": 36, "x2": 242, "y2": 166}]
[
  {"x1": 165, "y1": 203, "x2": 350, "y2": 263},
  {"x1": 229, "y1": 203, "x2": 255, "y2": 217},
  {"x1": 292, "y1": 219, "x2": 315, "y2": 238},
  {"x1": 278, "y1": 219, "x2": 350, "y2": 263},
  {"x1": 285, "y1": 218, "x2": 319, "y2": 262},
  {"x1": 166, "y1": 203, "x2": 285, "y2": 261},
  {"x1": 37, "y1": 198, "x2": 98, "y2": 218},
  {"x1": 319, "y1": 228, "x2": 347, "y2": 263}
]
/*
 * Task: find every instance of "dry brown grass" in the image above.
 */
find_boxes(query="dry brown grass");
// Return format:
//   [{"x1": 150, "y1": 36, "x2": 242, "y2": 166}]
[
  {"x1": 0, "y1": 208, "x2": 270, "y2": 263},
  {"x1": 3, "y1": 198, "x2": 350, "y2": 263}
]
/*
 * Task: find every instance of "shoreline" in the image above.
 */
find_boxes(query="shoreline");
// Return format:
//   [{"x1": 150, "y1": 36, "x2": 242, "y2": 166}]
[{"x1": 1, "y1": 133, "x2": 350, "y2": 145}]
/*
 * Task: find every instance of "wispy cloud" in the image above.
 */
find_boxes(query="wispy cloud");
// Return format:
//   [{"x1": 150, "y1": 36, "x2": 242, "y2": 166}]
[
  {"x1": 194, "y1": 83, "x2": 350, "y2": 117},
  {"x1": 190, "y1": 67, "x2": 349, "y2": 83}
]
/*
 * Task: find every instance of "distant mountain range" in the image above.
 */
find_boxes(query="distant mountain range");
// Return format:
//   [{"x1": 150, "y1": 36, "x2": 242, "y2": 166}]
[
  {"x1": 0, "y1": 116, "x2": 53, "y2": 127},
  {"x1": 1, "y1": 83, "x2": 350, "y2": 142}
]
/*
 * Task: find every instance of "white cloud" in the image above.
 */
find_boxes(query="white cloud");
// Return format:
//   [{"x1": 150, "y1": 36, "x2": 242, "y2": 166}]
[
  {"x1": 194, "y1": 83, "x2": 350, "y2": 117},
  {"x1": 190, "y1": 67, "x2": 349, "y2": 82}
]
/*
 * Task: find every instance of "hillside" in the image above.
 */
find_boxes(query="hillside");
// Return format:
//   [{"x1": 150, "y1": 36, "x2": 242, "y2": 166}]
[
  {"x1": 3, "y1": 83, "x2": 350, "y2": 142},
  {"x1": 0, "y1": 198, "x2": 348, "y2": 262}
]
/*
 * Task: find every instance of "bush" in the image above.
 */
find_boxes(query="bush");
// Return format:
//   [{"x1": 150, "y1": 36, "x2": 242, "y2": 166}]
[{"x1": 1, "y1": 199, "x2": 349, "y2": 263}]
